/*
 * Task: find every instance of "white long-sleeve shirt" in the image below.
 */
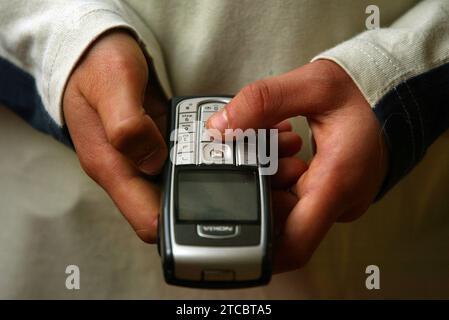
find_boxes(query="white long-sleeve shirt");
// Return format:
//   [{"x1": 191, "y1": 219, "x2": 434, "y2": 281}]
[{"x1": 0, "y1": 0, "x2": 449, "y2": 298}]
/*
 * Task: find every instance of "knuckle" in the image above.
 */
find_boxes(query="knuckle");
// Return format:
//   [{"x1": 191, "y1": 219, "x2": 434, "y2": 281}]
[
  {"x1": 108, "y1": 120, "x2": 130, "y2": 150},
  {"x1": 238, "y1": 79, "x2": 276, "y2": 125},
  {"x1": 240, "y1": 78, "x2": 283, "y2": 122},
  {"x1": 88, "y1": 50, "x2": 145, "y2": 94},
  {"x1": 77, "y1": 56, "x2": 134, "y2": 101},
  {"x1": 106, "y1": 51, "x2": 136, "y2": 76},
  {"x1": 241, "y1": 80, "x2": 270, "y2": 113},
  {"x1": 107, "y1": 115, "x2": 167, "y2": 166},
  {"x1": 108, "y1": 115, "x2": 144, "y2": 150},
  {"x1": 74, "y1": 37, "x2": 148, "y2": 102}
]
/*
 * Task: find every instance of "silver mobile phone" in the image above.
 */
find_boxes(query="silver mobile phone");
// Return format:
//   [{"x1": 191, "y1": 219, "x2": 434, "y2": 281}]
[{"x1": 158, "y1": 96, "x2": 272, "y2": 288}]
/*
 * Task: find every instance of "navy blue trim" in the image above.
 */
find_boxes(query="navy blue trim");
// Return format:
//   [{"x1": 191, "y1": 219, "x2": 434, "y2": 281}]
[
  {"x1": 373, "y1": 61, "x2": 449, "y2": 199},
  {"x1": 0, "y1": 57, "x2": 72, "y2": 147}
]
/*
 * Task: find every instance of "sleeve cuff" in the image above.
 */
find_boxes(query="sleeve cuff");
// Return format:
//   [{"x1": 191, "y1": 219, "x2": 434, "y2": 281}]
[
  {"x1": 311, "y1": 35, "x2": 406, "y2": 110},
  {"x1": 41, "y1": 2, "x2": 172, "y2": 127}
]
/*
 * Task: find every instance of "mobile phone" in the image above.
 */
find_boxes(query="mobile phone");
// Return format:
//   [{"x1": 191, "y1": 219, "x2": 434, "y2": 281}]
[{"x1": 158, "y1": 96, "x2": 272, "y2": 288}]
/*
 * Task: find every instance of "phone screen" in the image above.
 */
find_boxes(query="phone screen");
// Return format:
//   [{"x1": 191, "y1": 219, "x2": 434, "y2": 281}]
[{"x1": 177, "y1": 170, "x2": 259, "y2": 222}]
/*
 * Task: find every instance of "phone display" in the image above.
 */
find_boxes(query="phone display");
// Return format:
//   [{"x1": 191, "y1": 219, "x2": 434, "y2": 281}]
[{"x1": 177, "y1": 170, "x2": 258, "y2": 222}]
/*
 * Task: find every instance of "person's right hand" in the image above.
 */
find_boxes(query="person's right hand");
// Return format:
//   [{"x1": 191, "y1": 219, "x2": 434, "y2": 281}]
[
  {"x1": 63, "y1": 31, "x2": 168, "y2": 243},
  {"x1": 207, "y1": 60, "x2": 389, "y2": 272}
]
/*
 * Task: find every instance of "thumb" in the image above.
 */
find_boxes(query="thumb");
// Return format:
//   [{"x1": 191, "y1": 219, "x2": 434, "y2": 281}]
[{"x1": 207, "y1": 64, "x2": 321, "y2": 132}]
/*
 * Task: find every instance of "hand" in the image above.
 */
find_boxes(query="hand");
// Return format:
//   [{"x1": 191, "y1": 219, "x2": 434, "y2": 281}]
[
  {"x1": 63, "y1": 31, "x2": 168, "y2": 243},
  {"x1": 207, "y1": 60, "x2": 389, "y2": 272}
]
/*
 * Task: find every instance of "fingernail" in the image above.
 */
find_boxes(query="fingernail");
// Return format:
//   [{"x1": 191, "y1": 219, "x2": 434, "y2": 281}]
[
  {"x1": 138, "y1": 148, "x2": 161, "y2": 175},
  {"x1": 207, "y1": 109, "x2": 229, "y2": 132}
]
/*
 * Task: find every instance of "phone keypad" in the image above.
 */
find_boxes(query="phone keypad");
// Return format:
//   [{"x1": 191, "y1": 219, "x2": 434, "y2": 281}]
[
  {"x1": 175, "y1": 102, "x2": 198, "y2": 165},
  {"x1": 201, "y1": 142, "x2": 234, "y2": 165},
  {"x1": 175, "y1": 99, "x2": 257, "y2": 166}
]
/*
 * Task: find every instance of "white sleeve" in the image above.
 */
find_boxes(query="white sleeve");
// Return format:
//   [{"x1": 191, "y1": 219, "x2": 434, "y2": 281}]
[
  {"x1": 312, "y1": 0, "x2": 449, "y2": 197},
  {"x1": 0, "y1": 0, "x2": 171, "y2": 126},
  {"x1": 312, "y1": 0, "x2": 449, "y2": 108}
]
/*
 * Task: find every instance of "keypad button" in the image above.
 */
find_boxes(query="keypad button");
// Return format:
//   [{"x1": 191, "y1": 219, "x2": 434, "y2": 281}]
[
  {"x1": 210, "y1": 148, "x2": 224, "y2": 159},
  {"x1": 178, "y1": 122, "x2": 196, "y2": 133},
  {"x1": 179, "y1": 112, "x2": 196, "y2": 124},
  {"x1": 176, "y1": 143, "x2": 194, "y2": 153},
  {"x1": 176, "y1": 152, "x2": 195, "y2": 165},
  {"x1": 201, "y1": 142, "x2": 234, "y2": 164},
  {"x1": 179, "y1": 102, "x2": 197, "y2": 113},
  {"x1": 201, "y1": 102, "x2": 225, "y2": 113},
  {"x1": 177, "y1": 132, "x2": 195, "y2": 143}
]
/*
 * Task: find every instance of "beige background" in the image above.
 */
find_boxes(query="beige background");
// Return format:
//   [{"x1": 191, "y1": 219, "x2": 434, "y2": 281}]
[{"x1": 0, "y1": 104, "x2": 448, "y2": 299}]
